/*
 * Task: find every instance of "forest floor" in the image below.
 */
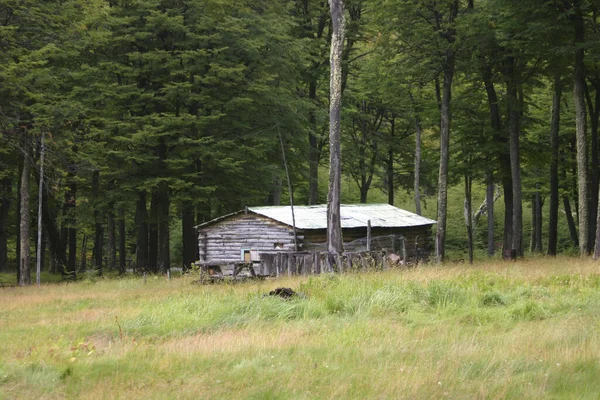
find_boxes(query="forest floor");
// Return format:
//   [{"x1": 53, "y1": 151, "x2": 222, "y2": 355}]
[{"x1": 2, "y1": 257, "x2": 600, "y2": 399}]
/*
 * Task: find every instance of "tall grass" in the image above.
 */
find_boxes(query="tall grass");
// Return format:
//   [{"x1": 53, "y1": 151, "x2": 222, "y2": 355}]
[{"x1": 2, "y1": 257, "x2": 600, "y2": 398}]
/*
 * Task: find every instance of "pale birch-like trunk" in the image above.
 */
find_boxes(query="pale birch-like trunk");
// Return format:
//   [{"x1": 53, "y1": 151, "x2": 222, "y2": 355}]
[{"x1": 327, "y1": 0, "x2": 344, "y2": 254}]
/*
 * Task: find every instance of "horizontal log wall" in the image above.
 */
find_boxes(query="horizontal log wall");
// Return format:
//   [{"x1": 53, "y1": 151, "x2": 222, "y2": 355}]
[{"x1": 198, "y1": 214, "x2": 301, "y2": 263}]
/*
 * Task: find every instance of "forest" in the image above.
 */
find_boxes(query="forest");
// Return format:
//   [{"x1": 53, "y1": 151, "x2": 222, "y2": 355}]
[{"x1": 1, "y1": 0, "x2": 600, "y2": 285}]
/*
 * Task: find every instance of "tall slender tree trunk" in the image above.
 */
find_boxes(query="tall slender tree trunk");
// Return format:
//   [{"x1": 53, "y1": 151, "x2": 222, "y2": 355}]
[
  {"x1": 182, "y1": 202, "x2": 196, "y2": 271},
  {"x1": 483, "y1": 70, "x2": 513, "y2": 259},
  {"x1": 157, "y1": 189, "x2": 170, "y2": 274},
  {"x1": 36, "y1": 133, "x2": 45, "y2": 285},
  {"x1": 148, "y1": 191, "x2": 159, "y2": 272},
  {"x1": 535, "y1": 186, "x2": 543, "y2": 252},
  {"x1": 327, "y1": 0, "x2": 345, "y2": 254},
  {"x1": 564, "y1": 195, "x2": 579, "y2": 247},
  {"x1": 79, "y1": 234, "x2": 88, "y2": 272},
  {"x1": 42, "y1": 189, "x2": 67, "y2": 272},
  {"x1": 0, "y1": 178, "x2": 11, "y2": 272},
  {"x1": 308, "y1": 79, "x2": 320, "y2": 205},
  {"x1": 388, "y1": 117, "x2": 395, "y2": 206},
  {"x1": 506, "y1": 56, "x2": 523, "y2": 259},
  {"x1": 574, "y1": 4, "x2": 589, "y2": 256},
  {"x1": 118, "y1": 207, "x2": 126, "y2": 274},
  {"x1": 16, "y1": 156, "x2": 22, "y2": 281},
  {"x1": 66, "y1": 179, "x2": 77, "y2": 279},
  {"x1": 92, "y1": 170, "x2": 103, "y2": 274},
  {"x1": 464, "y1": 173, "x2": 473, "y2": 264},
  {"x1": 19, "y1": 153, "x2": 31, "y2": 286},
  {"x1": 486, "y1": 175, "x2": 495, "y2": 257},
  {"x1": 589, "y1": 110, "x2": 598, "y2": 249},
  {"x1": 107, "y1": 206, "x2": 116, "y2": 271},
  {"x1": 587, "y1": 82, "x2": 600, "y2": 254},
  {"x1": 436, "y1": 51, "x2": 455, "y2": 263},
  {"x1": 548, "y1": 77, "x2": 562, "y2": 255},
  {"x1": 414, "y1": 108, "x2": 422, "y2": 215},
  {"x1": 136, "y1": 191, "x2": 149, "y2": 271},
  {"x1": 530, "y1": 197, "x2": 537, "y2": 253}
]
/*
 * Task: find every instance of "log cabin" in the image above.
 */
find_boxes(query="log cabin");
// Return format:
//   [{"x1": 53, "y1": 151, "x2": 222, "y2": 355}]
[{"x1": 194, "y1": 204, "x2": 436, "y2": 266}]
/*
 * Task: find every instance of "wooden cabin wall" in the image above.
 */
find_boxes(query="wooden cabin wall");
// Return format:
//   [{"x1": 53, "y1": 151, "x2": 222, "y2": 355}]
[{"x1": 197, "y1": 214, "x2": 300, "y2": 263}]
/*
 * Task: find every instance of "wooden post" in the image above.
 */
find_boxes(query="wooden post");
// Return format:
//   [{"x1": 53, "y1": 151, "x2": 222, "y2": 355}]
[{"x1": 367, "y1": 219, "x2": 371, "y2": 251}]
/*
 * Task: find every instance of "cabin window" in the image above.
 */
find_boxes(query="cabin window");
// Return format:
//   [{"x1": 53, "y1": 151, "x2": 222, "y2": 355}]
[
  {"x1": 274, "y1": 243, "x2": 284, "y2": 250},
  {"x1": 241, "y1": 249, "x2": 260, "y2": 262},
  {"x1": 241, "y1": 249, "x2": 251, "y2": 262}
]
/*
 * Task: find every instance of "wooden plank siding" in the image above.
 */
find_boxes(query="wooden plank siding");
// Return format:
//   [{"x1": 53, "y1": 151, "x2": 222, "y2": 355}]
[{"x1": 197, "y1": 214, "x2": 300, "y2": 264}]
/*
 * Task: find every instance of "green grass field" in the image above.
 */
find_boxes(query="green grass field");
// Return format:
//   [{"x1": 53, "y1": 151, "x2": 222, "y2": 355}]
[{"x1": 2, "y1": 258, "x2": 600, "y2": 399}]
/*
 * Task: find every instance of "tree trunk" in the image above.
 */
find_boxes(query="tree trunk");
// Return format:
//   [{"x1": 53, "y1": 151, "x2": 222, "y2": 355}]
[
  {"x1": 182, "y1": 202, "x2": 196, "y2": 271},
  {"x1": 79, "y1": 234, "x2": 88, "y2": 272},
  {"x1": 574, "y1": 4, "x2": 589, "y2": 256},
  {"x1": 136, "y1": 191, "x2": 149, "y2": 271},
  {"x1": 35, "y1": 133, "x2": 45, "y2": 285},
  {"x1": 486, "y1": 175, "x2": 495, "y2": 257},
  {"x1": 564, "y1": 195, "x2": 579, "y2": 247},
  {"x1": 118, "y1": 207, "x2": 126, "y2": 274},
  {"x1": 66, "y1": 179, "x2": 77, "y2": 279},
  {"x1": 548, "y1": 77, "x2": 562, "y2": 255},
  {"x1": 414, "y1": 112, "x2": 422, "y2": 215},
  {"x1": 157, "y1": 189, "x2": 170, "y2": 274},
  {"x1": 19, "y1": 154, "x2": 31, "y2": 286},
  {"x1": 148, "y1": 190, "x2": 159, "y2": 272},
  {"x1": 327, "y1": 0, "x2": 345, "y2": 254},
  {"x1": 16, "y1": 156, "x2": 22, "y2": 281},
  {"x1": 506, "y1": 56, "x2": 523, "y2": 259},
  {"x1": 267, "y1": 175, "x2": 282, "y2": 206},
  {"x1": 530, "y1": 196, "x2": 537, "y2": 253},
  {"x1": 535, "y1": 186, "x2": 543, "y2": 253},
  {"x1": 92, "y1": 170, "x2": 103, "y2": 274},
  {"x1": 107, "y1": 206, "x2": 116, "y2": 271},
  {"x1": 308, "y1": 79, "x2": 320, "y2": 205},
  {"x1": 42, "y1": 189, "x2": 67, "y2": 272},
  {"x1": 388, "y1": 117, "x2": 395, "y2": 206},
  {"x1": 436, "y1": 51, "x2": 455, "y2": 263},
  {"x1": 359, "y1": 185, "x2": 368, "y2": 203},
  {"x1": 464, "y1": 174, "x2": 473, "y2": 264},
  {"x1": 595, "y1": 185, "x2": 600, "y2": 258},
  {"x1": 483, "y1": 70, "x2": 513, "y2": 260},
  {"x1": 588, "y1": 82, "x2": 600, "y2": 252},
  {"x1": 0, "y1": 178, "x2": 11, "y2": 272}
]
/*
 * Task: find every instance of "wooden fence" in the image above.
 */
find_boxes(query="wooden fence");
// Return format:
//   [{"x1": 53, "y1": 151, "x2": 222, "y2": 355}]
[{"x1": 258, "y1": 251, "x2": 388, "y2": 277}]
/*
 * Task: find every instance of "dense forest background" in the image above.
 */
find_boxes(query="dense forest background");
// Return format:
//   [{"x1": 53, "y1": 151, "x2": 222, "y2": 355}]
[{"x1": 1, "y1": 0, "x2": 600, "y2": 284}]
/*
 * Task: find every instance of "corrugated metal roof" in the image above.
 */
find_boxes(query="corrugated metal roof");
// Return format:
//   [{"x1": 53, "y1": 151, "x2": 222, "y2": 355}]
[{"x1": 248, "y1": 204, "x2": 436, "y2": 230}]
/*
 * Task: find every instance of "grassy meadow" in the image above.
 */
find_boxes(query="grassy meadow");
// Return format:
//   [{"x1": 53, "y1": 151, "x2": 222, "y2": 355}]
[{"x1": 2, "y1": 258, "x2": 600, "y2": 399}]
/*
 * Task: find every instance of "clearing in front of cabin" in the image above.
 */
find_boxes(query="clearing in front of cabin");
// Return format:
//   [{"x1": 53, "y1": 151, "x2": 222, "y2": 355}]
[{"x1": 1, "y1": 257, "x2": 600, "y2": 399}]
